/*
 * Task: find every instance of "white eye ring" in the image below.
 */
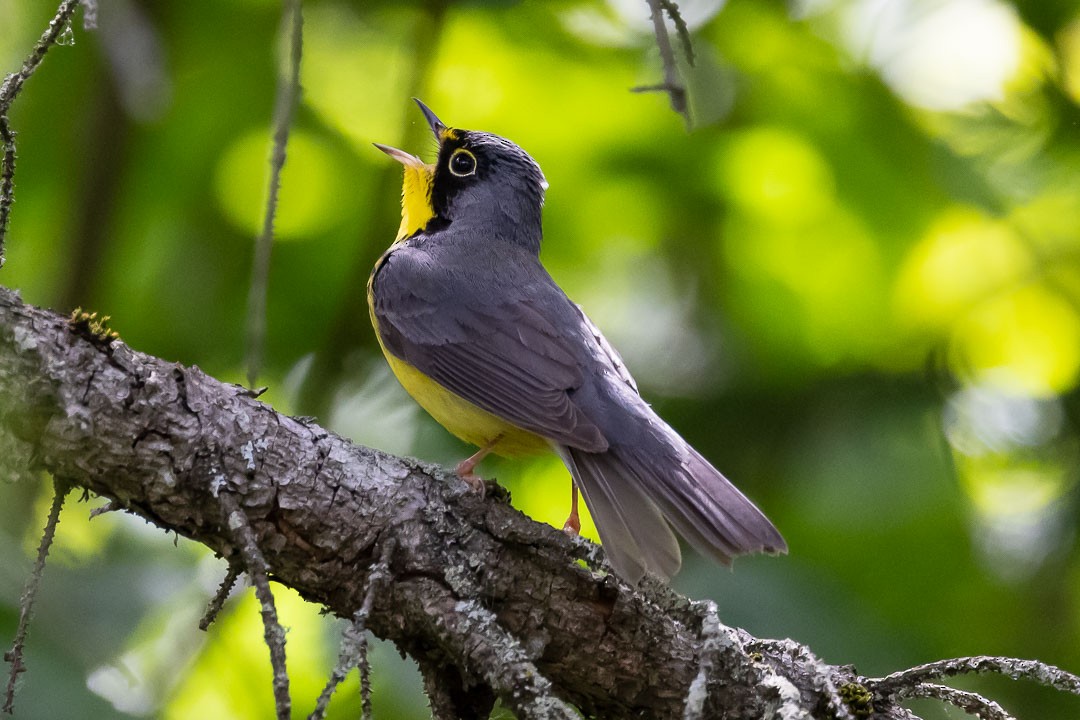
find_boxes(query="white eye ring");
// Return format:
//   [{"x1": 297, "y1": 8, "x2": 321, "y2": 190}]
[{"x1": 449, "y1": 148, "x2": 477, "y2": 177}]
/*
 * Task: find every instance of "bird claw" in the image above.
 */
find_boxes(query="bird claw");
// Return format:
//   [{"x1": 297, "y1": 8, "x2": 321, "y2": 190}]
[
  {"x1": 459, "y1": 471, "x2": 487, "y2": 497},
  {"x1": 455, "y1": 441, "x2": 498, "y2": 497}
]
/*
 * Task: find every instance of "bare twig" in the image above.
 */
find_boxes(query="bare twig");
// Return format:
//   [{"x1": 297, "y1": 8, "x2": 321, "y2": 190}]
[
  {"x1": 308, "y1": 538, "x2": 396, "y2": 720},
  {"x1": 357, "y1": 612, "x2": 373, "y2": 719},
  {"x1": 660, "y1": 0, "x2": 694, "y2": 66},
  {"x1": 635, "y1": 0, "x2": 690, "y2": 126},
  {"x1": 872, "y1": 656, "x2": 1080, "y2": 701},
  {"x1": 893, "y1": 683, "x2": 1015, "y2": 720},
  {"x1": 0, "y1": 0, "x2": 84, "y2": 268},
  {"x1": 199, "y1": 563, "x2": 242, "y2": 631},
  {"x1": 0, "y1": 124, "x2": 14, "y2": 269},
  {"x1": 244, "y1": 0, "x2": 303, "y2": 387},
  {"x1": 87, "y1": 499, "x2": 120, "y2": 518},
  {"x1": 219, "y1": 492, "x2": 291, "y2": 720},
  {"x1": 0, "y1": 0, "x2": 84, "y2": 117},
  {"x1": 3, "y1": 479, "x2": 69, "y2": 715}
]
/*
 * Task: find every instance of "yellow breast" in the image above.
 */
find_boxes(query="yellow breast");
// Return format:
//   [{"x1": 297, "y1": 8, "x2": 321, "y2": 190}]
[{"x1": 372, "y1": 324, "x2": 550, "y2": 457}]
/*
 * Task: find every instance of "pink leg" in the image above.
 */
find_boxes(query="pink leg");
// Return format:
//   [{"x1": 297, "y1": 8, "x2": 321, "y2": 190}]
[{"x1": 562, "y1": 481, "x2": 580, "y2": 535}]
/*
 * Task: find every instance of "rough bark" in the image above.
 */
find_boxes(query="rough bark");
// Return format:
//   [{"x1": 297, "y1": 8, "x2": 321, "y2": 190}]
[{"x1": 0, "y1": 286, "x2": 993, "y2": 719}]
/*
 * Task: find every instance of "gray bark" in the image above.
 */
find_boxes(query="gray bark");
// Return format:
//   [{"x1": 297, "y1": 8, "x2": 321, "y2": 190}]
[{"x1": 0, "y1": 285, "x2": 892, "y2": 719}]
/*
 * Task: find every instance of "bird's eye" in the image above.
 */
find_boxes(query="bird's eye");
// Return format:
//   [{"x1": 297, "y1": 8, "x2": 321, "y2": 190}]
[{"x1": 449, "y1": 148, "x2": 477, "y2": 177}]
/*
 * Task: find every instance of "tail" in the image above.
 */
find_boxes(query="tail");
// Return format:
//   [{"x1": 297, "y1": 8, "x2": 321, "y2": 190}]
[{"x1": 559, "y1": 435, "x2": 786, "y2": 584}]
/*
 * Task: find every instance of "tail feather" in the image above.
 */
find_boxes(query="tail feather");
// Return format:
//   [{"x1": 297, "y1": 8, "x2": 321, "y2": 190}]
[
  {"x1": 562, "y1": 437, "x2": 785, "y2": 584},
  {"x1": 653, "y1": 447, "x2": 786, "y2": 564},
  {"x1": 559, "y1": 448, "x2": 681, "y2": 582}
]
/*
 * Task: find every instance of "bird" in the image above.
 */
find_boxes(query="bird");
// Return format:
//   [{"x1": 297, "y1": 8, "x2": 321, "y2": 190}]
[{"x1": 367, "y1": 99, "x2": 786, "y2": 583}]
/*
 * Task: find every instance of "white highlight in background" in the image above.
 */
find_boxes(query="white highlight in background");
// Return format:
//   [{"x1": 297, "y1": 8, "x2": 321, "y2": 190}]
[{"x1": 843, "y1": 0, "x2": 1023, "y2": 111}]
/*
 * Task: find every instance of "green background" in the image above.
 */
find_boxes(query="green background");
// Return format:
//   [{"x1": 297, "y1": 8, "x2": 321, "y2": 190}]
[{"x1": 2, "y1": 0, "x2": 1080, "y2": 717}]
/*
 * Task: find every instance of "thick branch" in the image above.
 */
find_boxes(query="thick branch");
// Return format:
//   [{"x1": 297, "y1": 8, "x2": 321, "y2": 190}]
[{"x1": 1, "y1": 285, "x2": 1032, "y2": 719}]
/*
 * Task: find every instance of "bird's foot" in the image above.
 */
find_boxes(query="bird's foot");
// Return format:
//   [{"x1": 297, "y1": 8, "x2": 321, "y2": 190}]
[
  {"x1": 455, "y1": 438, "x2": 501, "y2": 497},
  {"x1": 455, "y1": 462, "x2": 487, "y2": 497}
]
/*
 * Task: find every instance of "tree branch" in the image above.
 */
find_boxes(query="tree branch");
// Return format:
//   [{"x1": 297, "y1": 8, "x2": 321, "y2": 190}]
[{"x1": 2, "y1": 285, "x2": 1078, "y2": 719}]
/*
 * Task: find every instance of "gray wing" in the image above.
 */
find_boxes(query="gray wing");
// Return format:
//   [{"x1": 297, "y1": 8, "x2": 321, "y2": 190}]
[
  {"x1": 577, "y1": 304, "x2": 637, "y2": 392},
  {"x1": 371, "y1": 245, "x2": 608, "y2": 452}
]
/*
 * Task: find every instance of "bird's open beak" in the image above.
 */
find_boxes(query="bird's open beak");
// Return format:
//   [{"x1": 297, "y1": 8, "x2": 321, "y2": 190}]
[
  {"x1": 373, "y1": 143, "x2": 425, "y2": 168},
  {"x1": 373, "y1": 99, "x2": 450, "y2": 165},
  {"x1": 413, "y1": 98, "x2": 447, "y2": 140}
]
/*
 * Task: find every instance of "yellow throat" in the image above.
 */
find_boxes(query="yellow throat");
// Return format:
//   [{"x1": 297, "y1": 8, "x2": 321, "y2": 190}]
[{"x1": 373, "y1": 144, "x2": 435, "y2": 241}]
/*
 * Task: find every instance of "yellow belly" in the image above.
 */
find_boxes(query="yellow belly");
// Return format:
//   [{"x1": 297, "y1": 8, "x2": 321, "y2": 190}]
[
  {"x1": 383, "y1": 349, "x2": 550, "y2": 457},
  {"x1": 368, "y1": 297, "x2": 549, "y2": 458}
]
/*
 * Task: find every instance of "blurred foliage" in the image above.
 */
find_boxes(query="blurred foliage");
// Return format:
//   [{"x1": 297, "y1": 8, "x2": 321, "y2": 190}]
[{"x1": 2, "y1": 0, "x2": 1080, "y2": 717}]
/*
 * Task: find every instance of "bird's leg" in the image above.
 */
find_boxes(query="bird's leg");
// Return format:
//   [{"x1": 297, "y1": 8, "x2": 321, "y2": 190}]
[
  {"x1": 562, "y1": 481, "x2": 581, "y2": 536},
  {"x1": 455, "y1": 436, "x2": 501, "y2": 495}
]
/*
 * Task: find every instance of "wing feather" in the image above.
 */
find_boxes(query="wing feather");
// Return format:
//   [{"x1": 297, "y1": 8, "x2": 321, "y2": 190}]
[{"x1": 372, "y1": 244, "x2": 607, "y2": 452}]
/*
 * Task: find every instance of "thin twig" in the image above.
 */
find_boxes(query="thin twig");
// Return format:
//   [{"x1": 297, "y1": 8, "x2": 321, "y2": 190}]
[
  {"x1": 0, "y1": 1, "x2": 82, "y2": 116},
  {"x1": 892, "y1": 683, "x2": 1015, "y2": 720},
  {"x1": 244, "y1": 0, "x2": 303, "y2": 387},
  {"x1": 0, "y1": 121, "x2": 15, "y2": 267},
  {"x1": 87, "y1": 499, "x2": 120, "y2": 519},
  {"x1": 357, "y1": 623, "x2": 373, "y2": 719},
  {"x1": 308, "y1": 538, "x2": 396, "y2": 720},
  {"x1": 199, "y1": 563, "x2": 242, "y2": 631},
  {"x1": 0, "y1": 0, "x2": 84, "y2": 268},
  {"x1": 637, "y1": 0, "x2": 689, "y2": 126},
  {"x1": 660, "y1": 0, "x2": 694, "y2": 66},
  {"x1": 872, "y1": 656, "x2": 1080, "y2": 700},
  {"x1": 3, "y1": 479, "x2": 70, "y2": 715},
  {"x1": 219, "y1": 492, "x2": 291, "y2": 720}
]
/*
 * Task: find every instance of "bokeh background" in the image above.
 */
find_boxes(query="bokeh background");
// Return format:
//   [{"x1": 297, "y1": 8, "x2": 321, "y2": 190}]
[{"x1": 2, "y1": 0, "x2": 1080, "y2": 717}]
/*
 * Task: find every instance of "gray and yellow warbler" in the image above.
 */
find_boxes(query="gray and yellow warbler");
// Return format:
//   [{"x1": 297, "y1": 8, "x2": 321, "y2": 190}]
[{"x1": 367, "y1": 99, "x2": 785, "y2": 583}]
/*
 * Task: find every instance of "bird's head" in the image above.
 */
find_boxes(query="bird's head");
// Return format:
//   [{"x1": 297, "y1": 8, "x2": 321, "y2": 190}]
[{"x1": 376, "y1": 99, "x2": 547, "y2": 252}]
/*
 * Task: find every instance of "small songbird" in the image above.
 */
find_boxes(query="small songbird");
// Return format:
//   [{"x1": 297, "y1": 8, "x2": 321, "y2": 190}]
[{"x1": 368, "y1": 99, "x2": 786, "y2": 583}]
